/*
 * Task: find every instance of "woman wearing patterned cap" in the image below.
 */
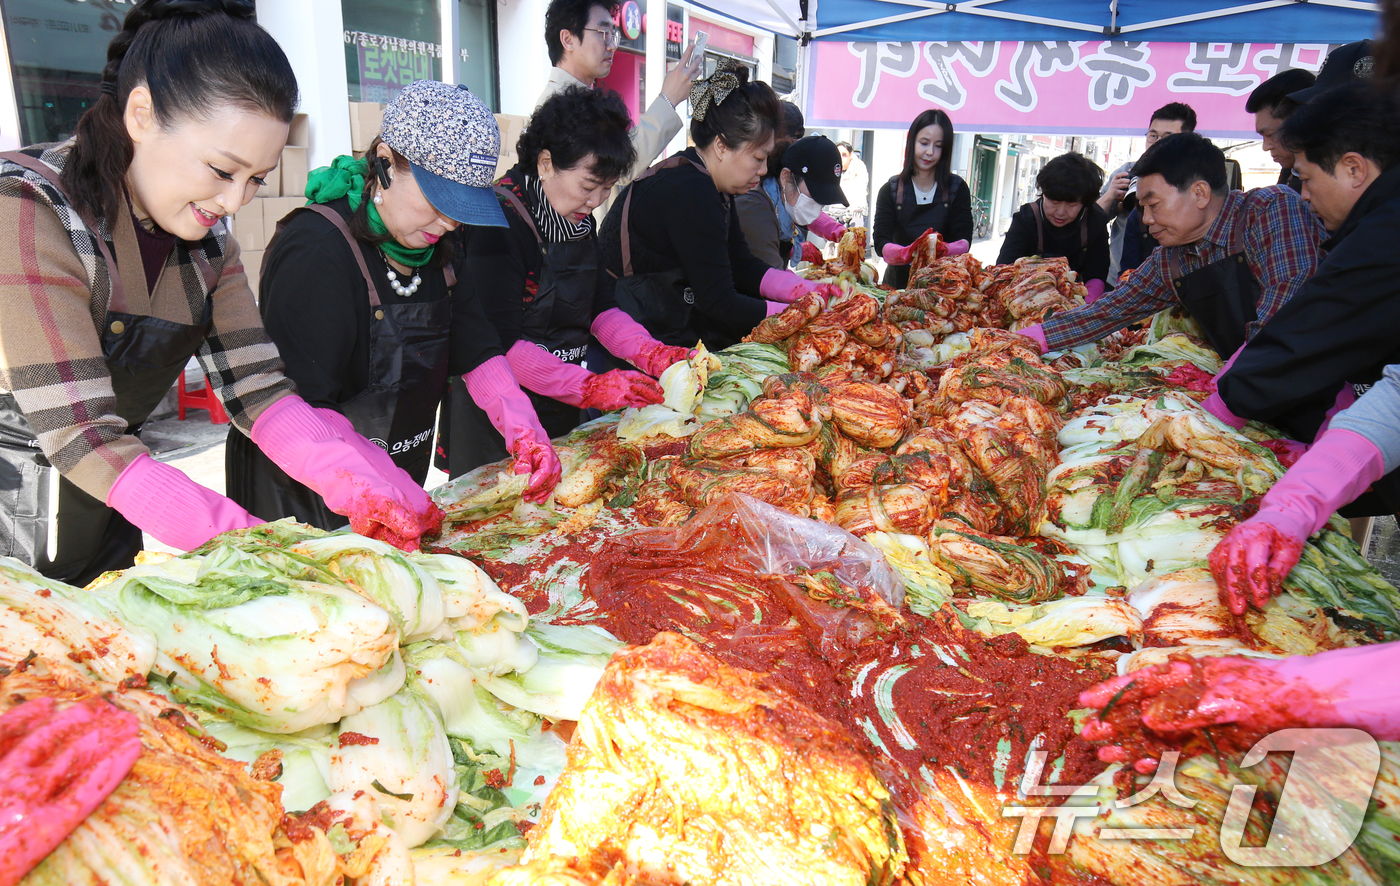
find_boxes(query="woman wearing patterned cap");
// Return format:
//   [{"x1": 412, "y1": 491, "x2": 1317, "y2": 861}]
[
  {"x1": 0, "y1": 0, "x2": 442, "y2": 583},
  {"x1": 600, "y1": 60, "x2": 816, "y2": 351},
  {"x1": 226, "y1": 79, "x2": 563, "y2": 527},
  {"x1": 439, "y1": 87, "x2": 693, "y2": 478}
]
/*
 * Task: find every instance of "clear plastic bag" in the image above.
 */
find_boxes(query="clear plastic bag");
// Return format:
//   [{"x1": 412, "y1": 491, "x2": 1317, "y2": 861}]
[{"x1": 667, "y1": 493, "x2": 903, "y2": 609}]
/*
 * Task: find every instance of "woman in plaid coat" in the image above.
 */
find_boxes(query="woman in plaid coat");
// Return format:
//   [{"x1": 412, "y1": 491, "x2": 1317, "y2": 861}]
[{"x1": 0, "y1": 0, "x2": 442, "y2": 584}]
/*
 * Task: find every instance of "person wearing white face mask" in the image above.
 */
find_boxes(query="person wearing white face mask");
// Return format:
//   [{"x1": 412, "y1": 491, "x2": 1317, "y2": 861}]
[{"x1": 737, "y1": 135, "x2": 850, "y2": 269}]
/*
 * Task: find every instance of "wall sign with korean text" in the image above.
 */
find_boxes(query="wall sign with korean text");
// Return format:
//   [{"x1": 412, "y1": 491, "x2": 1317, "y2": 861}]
[{"x1": 806, "y1": 41, "x2": 1336, "y2": 136}]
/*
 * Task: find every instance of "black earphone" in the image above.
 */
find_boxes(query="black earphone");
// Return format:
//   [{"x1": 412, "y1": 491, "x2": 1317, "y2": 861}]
[{"x1": 372, "y1": 155, "x2": 392, "y2": 190}]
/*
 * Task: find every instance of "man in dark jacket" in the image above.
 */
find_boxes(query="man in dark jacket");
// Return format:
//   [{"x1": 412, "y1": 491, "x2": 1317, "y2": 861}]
[
  {"x1": 1246, "y1": 68, "x2": 1316, "y2": 193},
  {"x1": 1207, "y1": 81, "x2": 1400, "y2": 518}
]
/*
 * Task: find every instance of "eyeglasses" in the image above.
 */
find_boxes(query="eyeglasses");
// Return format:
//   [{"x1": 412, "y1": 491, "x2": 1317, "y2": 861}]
[{"x1": 583, "y1": 26, "x2": 621, "y2": 48}]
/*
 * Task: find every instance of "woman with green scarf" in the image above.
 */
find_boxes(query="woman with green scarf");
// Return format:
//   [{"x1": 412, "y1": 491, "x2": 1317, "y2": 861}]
[{"x1": 226, "y1": 80, "x2": 561, "y2": 531}]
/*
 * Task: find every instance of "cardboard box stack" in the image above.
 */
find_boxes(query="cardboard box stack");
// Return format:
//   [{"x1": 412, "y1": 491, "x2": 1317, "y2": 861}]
[
  {"x1": 349, "y1": 102, "x2": 385, "y2": 155},
  {"x1": 494, "y1": 114, "x2": 528, "y2": 178},
  {"x1": 228, "y1": 113, "x2": 309, "y2": 299}
]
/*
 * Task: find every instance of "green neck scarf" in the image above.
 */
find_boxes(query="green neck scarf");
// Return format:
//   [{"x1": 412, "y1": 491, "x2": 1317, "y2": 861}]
[{"x1": 304, "y1": 154, "x2": 435, "y2": 268}]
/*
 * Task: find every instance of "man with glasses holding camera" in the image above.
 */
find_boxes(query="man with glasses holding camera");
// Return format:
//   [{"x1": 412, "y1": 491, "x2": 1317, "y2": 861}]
[
  {"x1": 1097, "y1": 102, "x2": 1197, "y2": 280},
  {"x1": 540, "y1": 0, "x2": 702, "y2": 186}
]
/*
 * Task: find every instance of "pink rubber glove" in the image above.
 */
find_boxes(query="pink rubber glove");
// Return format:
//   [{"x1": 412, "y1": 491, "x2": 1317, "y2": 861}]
[
  {"x1": 463, "y1": 356, "x2": 549, "y2": 451},
  {"x1": 1200, "y1": 392, "x2": 1247, "y2": 429},
  {"x1": 508, "y1": 429, "x2": 562, "y2": 505},
  {"x1": 1208, "y1": 428, "x2": 1385, "y2": 614},
  {"x1": 107, "y1": 452, "x2": 261, "y2": 551},
  {"x1": 808, "y1": 212, "x2": 845, "y2": 242},
  {"x1": 1200, "y1": 343, "x2": 1248, "y2": 428},
  {"x1": 1316, "y1": 382, "x2": 1359, "y2": 437},
  {"x1": 1084, "y1": 279, "x2": 1106, "y2": 304},
  {"x1": 881, "y1": 241, "x2": 913, "y2": 266},
  {"x1": 579, "y1": 370, "x2": 663, "y2": 411},
  {"x1": 943, "y1": 238, "x2": 970, "y2": 256},
  {"x1": 759, "y1": 267, "x2": 816, "y2": 304},
  {"x1": 766, "y1": 300, "x2": 789, "y2": 317},
  {"x1": 1262, "y1": 437, "x2": 1309, "y2": 468},
  {"x1": 1017, "y1": 324, "x2": 1049, "y2": 354},
  {"x1": 310, "y1": 408, "x2": 445, "y2": 549},
  {"x1": 508, "y1": 340, "x2": 660, "y2": 410},
  {"x1": 0, "y1": 696, "x2": 142, "y2": 884},
  {"x1": 590, "y1": 307, "x2": 691, "y2": 376},
  {"x1": 633, "y1": 343, "x2": 693, "y2": 378},
  {"x1": 507, "y1": 339, "x2": 593, "y2": 407},
  {"x1": 251, "y1": 395, "x2": 443, "y2": 549},
  {"x1": 1078, "y1": 646, "x2": 1400, "y2": 771},
  {"x1": 463, "y1": 356, "x2": 560, "y2": 504}
]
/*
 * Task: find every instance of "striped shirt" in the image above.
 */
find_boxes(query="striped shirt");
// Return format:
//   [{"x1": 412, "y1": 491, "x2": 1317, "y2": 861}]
[
  {"x1": 0, "y1": 145, "x2": 294, "y2": 502},
  {"x1": 1042, "y1": 186, "x2": 1326, "y2": 352}
]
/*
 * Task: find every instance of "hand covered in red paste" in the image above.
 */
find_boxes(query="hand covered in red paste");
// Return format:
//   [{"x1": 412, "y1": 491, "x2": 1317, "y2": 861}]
[
  {"x1": 1080, "y1": 644, "x2": 1400, "y2": 772},
  {"x1": 1208, "y1": 428, "x2": 1385, "y2": 615},
  {"x1": 578, "y1": 370, "x2": 663, "y2": 411},
  {"x1": 509, "y1": 429, "x2": 563, "y2": 504},
  {"x1": 0, "y1": 696, "x2": 142, "y2": 884},
  {"x1": 1079, "y1": 656, "x2": 1298, "y2": 772},
  {"x1": 252, "y1": 396, "x2": 442, "y2": 551},
  {"x1": 1208, "y1": 517, "x2": 1307, "y2": 616},
  {"x1": 633, "y1": 343, "x2": 694, "y2": 378}
]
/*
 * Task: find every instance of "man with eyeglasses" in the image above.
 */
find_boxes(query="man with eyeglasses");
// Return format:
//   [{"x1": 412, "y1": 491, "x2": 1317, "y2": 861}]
[
  {"x1": 540, "y1": 0, "x2": 702, "y2": 186},
  {"x1": 1097, "y1": 102, "x2": 1197, "y2": 280}
]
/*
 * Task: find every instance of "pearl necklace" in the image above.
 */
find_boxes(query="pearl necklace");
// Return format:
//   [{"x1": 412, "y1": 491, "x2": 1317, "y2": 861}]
[{"x1": 383, "y1": 253, "x2": 422, "y2": 297}]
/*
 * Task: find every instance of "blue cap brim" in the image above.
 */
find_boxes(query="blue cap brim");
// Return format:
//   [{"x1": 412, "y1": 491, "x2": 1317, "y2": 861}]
[{"x1": 410, "y1": 162, "x2": 508, "y2": 227}]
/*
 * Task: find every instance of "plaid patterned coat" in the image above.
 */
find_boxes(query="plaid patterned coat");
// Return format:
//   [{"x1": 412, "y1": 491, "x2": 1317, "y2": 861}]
[{"x1": 0, "y1": 143, "x2": 294, "y2": 501}]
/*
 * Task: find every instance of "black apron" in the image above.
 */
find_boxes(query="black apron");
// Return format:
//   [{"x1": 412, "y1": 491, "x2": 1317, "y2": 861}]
[
  {"x1": 612, "y1": 155, "x2": 719, "y2": 348},
  {"x1": 0, "y1": 152, "x2": 217, "y2": 585},
  {"x1": 1166, "y1": 221, "x2": 1374, "y2": 510},
  {"x1": 227, "y1": 205, "x2": 451, "y2": 528},
  {"x1": 1031, "y1": 199, "x2": 1091, "y2": 274},
  {"x1": 881, "y1": 176, "x2": 955, "y2": 290},
  {"x1": 441, "y1": 187, "x2": 595, "y2": 478},
  {"x1": 1163, "y1": 223, "x2": 1260, "y2": 362}
]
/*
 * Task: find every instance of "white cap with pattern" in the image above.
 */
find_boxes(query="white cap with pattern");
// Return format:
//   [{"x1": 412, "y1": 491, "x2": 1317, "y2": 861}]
[{"x1": 380, "y1": 80, "x2": 507, "y2": 227}]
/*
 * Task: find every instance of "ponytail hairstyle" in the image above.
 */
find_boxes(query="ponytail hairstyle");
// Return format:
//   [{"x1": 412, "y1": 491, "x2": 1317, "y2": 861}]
[
  {"x1": 689, "y1": 63, "x2": 782, "y2": 154},
  {"x1": 62, "y1": 0, "x2": 298, "y2": 222}
]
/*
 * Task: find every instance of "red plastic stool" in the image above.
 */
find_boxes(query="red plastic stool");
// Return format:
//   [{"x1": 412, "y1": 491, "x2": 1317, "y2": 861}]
[{"x1": 177, "y1": 373, "x2": 229, "y2": 424}]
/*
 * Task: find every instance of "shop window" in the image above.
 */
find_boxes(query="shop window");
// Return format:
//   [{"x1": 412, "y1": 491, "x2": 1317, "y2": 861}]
[
  {"x1": 342, "y1": 0, "x2": 441, "y2": 103},
  {"x1": 1, "y1": 0, "x2": 118, "y2": 144},
  {"x1": 457, "y1": 0, "x2": 497, "y2": 111},
  {"x1": 772, "y1": 34, "x2": 797, "y2": 95}
]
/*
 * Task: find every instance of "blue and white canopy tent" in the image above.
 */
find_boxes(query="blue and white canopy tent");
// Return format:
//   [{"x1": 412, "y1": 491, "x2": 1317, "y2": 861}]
[
  {"x1": 688, "y1": 0, "x2": 1380, "y2": 112},
  {"x1": 805, "y1": 0, "x2": 1379, "y2": 44}
]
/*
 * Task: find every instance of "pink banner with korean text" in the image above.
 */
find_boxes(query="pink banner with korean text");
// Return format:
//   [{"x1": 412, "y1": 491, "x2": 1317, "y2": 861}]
[{"x1": 805, "y1": 41, "x2": 1334, "y2": 137}]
